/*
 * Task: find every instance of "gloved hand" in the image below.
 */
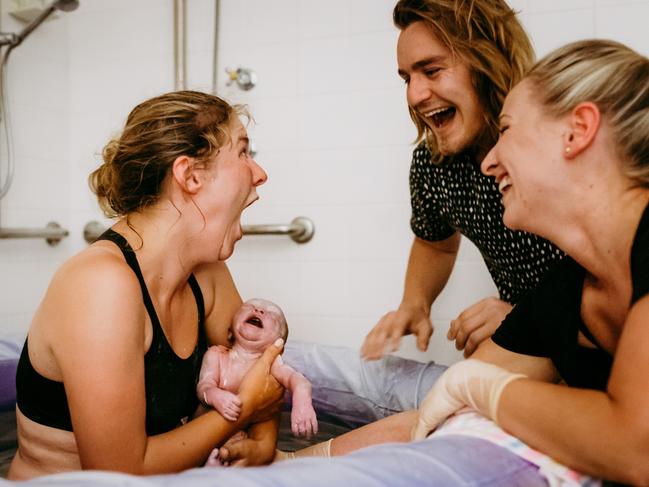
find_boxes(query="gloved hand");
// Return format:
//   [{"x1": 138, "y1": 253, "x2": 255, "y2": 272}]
[{"x1": 412, "y1": 359, "x2": 526, "y2": 440}]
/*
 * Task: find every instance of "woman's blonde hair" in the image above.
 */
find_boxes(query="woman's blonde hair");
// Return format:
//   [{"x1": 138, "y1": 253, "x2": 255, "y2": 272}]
[
  {"x1": 89, "y1": 90, "x2": 247, "y2": 218},
  {"x1": 526, "y1": 39, "x2": 649, "y2": 186},
  {"x1": 393, "y1": 0, "x2": 534, "y2": 160}
]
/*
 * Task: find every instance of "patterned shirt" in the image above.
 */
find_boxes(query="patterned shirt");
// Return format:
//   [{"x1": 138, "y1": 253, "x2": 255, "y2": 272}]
[{"x1": 409, "y1": 144, "x2": 563, "y2": 303}]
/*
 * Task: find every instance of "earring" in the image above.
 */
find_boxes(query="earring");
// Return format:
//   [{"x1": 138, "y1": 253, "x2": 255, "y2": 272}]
[{"x1": 565, "y1": 147, "x2": 571, "y2": 153}]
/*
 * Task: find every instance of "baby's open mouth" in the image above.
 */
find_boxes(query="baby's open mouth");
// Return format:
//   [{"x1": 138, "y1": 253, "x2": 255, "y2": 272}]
[
  {"x1": 425, "y1": 106, "x2": 456, "y2": 128},
  {"x1": 246, "y1": 316, "x2": 263, "y2": 328}
]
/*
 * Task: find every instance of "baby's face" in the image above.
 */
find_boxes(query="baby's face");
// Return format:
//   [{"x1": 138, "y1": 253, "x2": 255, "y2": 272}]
[{"x1": 231, "y1": 298, "x2": 286, "y2": 351}]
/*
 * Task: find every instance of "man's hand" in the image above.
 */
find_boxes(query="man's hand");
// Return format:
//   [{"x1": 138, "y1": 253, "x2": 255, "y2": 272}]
[
  {"x1": 447, "y1": 298, "x2": 512, "y2": 357},
  {"x1": 361, "y1": 305, "x2": 433, "y2": 360}
]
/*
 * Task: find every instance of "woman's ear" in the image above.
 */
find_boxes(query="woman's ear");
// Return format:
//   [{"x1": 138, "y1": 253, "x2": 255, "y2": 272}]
[
  {"x1": 563, "y1": 102, "x2": 600, "y2": 159},
  {"x1": 171, "y1": 155, "x2": 201, "y2": 194}
]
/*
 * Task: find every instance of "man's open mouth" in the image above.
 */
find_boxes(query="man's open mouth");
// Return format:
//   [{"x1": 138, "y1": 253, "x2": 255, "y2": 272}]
[{"x1": 424, "y1": 106, "x2": 456, "y2": 128}]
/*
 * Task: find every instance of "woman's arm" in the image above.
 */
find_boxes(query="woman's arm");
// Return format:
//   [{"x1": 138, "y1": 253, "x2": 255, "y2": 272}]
[
  {"x1": 497, "y1": 296, "x2": 649, "y2": 485},
  {"x1": 472, "y1": 338, "x2": 559, "y2": 381},
  {"x1": 217, "y1": 416, "x2": 280, "y2": 466},
  {"x1": 50, "y1": 254, "x2": 282, "y2": 475}
]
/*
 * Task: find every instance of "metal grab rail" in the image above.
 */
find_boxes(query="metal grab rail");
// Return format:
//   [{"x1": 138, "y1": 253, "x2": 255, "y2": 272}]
[
  {"x1": 0, "y1": 221, "x2": 69, "y2": 246},
  {"x1": 242, "y1": 217, "x2": 315, "y2": 243},
  {"x1": 83, "y1": 216, "x2": 315, "y2": 244}
]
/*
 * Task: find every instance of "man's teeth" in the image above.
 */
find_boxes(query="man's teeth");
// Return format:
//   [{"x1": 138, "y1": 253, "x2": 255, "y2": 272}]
[
  {"x1": 424, "y1": 107, "x2": 451, "y2": 117},
  {"x1": 499, "y1": 176, "x2": 512, "y2": 193}
]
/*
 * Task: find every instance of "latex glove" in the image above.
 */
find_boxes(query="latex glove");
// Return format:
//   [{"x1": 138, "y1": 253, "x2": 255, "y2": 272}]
[
  {"x1": 447, "y1": 298, "x2": 513, "y2": 357},
  {"x1": 361, "y1": 305, "x2": 433, "y2": 360},
  {"x1": 412, "y1": 359, "x2": 525, "y2": 440}
]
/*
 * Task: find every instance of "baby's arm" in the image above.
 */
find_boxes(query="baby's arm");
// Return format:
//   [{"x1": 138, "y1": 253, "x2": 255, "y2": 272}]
[
  {"x1": 197, "y1": 346, "x2": 242, "y2": 422},
  {"x1": 271, "y1": 356, "x2": 318, "y2": 437}
]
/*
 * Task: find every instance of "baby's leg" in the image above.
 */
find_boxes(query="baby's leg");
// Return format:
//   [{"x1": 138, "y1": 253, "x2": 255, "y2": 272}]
[{"x1": 205, "y1": 448, "x2": 222, "y2": 467}]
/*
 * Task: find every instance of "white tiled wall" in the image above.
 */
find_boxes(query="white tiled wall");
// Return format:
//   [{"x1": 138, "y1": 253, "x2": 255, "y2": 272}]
[{"x1": 0, "y1": 0, "x2": 647, "y2": 366}]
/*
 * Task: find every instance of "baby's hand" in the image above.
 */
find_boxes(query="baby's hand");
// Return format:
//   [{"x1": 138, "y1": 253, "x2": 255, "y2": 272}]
[
  {"x1": 205, "y1": 388, "x2": 242, "y2": 422},
  {"x1": 291, "y1": 404, "x2": 318, "y2": 438}
]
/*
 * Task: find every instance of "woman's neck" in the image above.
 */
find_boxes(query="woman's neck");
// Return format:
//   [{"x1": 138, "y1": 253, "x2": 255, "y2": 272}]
[
  {"x1": 548, "y1": 186, "x2": 649, "y2": 286},
  {"x1": 112, "y1": 207, "x2": 198, "y2": 303}
]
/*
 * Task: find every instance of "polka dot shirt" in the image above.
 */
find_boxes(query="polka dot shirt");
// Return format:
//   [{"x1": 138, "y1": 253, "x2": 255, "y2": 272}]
[{"x1": 410, "y1": 144, "x2": 564, "y2": 304}]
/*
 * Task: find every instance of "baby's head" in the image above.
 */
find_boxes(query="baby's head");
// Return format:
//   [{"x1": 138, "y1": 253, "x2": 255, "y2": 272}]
[{"x1": 231, "y1": 298, "x2": 288, "y2": 350}]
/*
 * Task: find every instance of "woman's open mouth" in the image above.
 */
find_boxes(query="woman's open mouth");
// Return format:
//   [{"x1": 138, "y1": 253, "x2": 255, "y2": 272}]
[{"x1": 498, "y1": 176, "x2": 512, "y2": 195}]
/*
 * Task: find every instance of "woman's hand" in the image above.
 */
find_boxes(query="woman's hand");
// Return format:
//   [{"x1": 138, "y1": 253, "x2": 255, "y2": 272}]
[
  {"x1": 238, "y1": 338, "x2": 285, "y2": 423},
  {"x1": 412, "y1": 359, "x2": 526, "y2": 440},
  {"x1": 217, "y1": 425, "x2": 277, "y2": 467}
]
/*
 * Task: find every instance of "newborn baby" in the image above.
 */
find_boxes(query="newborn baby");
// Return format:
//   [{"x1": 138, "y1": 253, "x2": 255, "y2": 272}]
[{"x1": 197, "y1": 298, "x2": 317, "y2": 465}]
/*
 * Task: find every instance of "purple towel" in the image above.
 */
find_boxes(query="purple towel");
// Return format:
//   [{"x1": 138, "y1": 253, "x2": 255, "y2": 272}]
[{"x1": 0, "y1": 340, "x2": 21, "y2": 412}]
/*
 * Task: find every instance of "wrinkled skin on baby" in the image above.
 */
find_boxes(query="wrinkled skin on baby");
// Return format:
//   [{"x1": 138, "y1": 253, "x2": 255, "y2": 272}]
[{"x1": 197, "y1": 298, "x2": 317, "y2": 466}]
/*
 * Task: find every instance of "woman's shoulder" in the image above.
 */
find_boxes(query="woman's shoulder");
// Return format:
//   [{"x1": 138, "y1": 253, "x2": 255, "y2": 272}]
[
  {"x1": 41, "y1": 244, "x2": 144, "y2": 332},
  {"x1": 31, "y1": 242, "x2": 147, "y2": 364},
  {"x1": 54, "y1": 242, "x2": 140, "y2": 294}
]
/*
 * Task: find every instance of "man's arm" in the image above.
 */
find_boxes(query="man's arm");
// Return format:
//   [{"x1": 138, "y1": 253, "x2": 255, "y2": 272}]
[{"x1": 361, "y1": 233, "x2": 460, "y2": 359}]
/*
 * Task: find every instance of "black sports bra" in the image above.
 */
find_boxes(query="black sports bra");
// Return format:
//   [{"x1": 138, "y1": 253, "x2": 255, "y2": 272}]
[{"x1": 16, "y1": 229, "x2": 207, "y2": 435}]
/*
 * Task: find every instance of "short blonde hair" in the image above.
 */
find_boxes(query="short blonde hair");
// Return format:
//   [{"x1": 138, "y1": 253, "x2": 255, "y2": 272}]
[{"x1": 526, "y1": 39, "x2": 649, "y2": 186}]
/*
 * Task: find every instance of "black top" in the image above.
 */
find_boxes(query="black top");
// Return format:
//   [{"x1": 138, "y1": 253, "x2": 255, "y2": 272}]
[
  {"x1": 16, "y1": 229, "x2": 208, "y2": 435},
  {"x1": 493, "y1": 201, "x2": 649, "y2": 390},
  {"x1": 409, "y1": 145, "x2": 564, "y2": 303}
]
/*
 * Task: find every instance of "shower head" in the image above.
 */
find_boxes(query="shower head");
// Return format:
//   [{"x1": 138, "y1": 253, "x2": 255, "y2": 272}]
[{"x1": 9, "y1": 0, "x2": 79, "y2": 47}]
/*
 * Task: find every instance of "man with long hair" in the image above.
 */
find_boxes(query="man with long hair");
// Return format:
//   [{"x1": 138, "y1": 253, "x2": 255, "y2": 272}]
[{"x1": 361, "y1": 0, "x2": 562, "y2": 361}]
